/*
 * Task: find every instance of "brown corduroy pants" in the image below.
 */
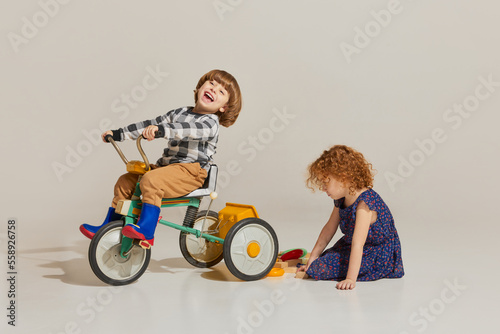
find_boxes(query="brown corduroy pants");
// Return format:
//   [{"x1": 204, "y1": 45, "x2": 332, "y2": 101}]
[{"x1": 111, "y1": 163, "x2": 208, "y2": 208}]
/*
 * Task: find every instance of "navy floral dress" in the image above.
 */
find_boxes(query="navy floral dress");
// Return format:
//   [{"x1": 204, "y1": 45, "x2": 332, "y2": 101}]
[{"x1": 306, "y1": 189, "x2": 404, "y2": 281}]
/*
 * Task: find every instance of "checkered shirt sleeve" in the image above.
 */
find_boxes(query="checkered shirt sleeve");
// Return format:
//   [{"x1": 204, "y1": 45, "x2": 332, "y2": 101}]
[{"x1": 114, "y1": 106, "x2": 219, "y2": 169}]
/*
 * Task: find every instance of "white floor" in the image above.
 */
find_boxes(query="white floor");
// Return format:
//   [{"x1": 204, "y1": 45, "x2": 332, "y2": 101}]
[{"x1": 3, "y1": 209, "x2": 498, "y2": 334}]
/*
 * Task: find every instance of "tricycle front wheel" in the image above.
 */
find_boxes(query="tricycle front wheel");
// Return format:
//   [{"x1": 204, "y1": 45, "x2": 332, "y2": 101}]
[
  {"x1": 223, "y1": 218, "x2": 279, "y2": 281},
  {"x1": 89, "y1": 220, "x2": 151, "y2": 285}
]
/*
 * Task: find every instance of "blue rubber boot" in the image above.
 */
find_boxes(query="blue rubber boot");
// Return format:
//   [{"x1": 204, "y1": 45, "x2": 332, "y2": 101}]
[
  {"x1": 121, "y1": 203, "x2": 160, "y2": 246},
  {"x1": 80, "y1": 207, "x2": 122, "y2": 239}
]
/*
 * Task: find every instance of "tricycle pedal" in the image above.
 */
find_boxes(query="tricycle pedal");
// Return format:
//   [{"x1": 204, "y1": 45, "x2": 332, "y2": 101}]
[{"x1": 138, "y1": 239, "x2": 154, "y2": 249}]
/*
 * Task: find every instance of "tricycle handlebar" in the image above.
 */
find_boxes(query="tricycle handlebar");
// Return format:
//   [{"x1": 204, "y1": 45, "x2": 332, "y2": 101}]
[
  {"x1": 136, "y1": 135, "x2": 151, "y2": 171},
  {"x1": 105, "y1": 134, "x2": 151, "y2": 171}
]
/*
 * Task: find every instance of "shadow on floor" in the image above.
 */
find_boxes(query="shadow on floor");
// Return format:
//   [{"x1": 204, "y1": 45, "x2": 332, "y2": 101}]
[
  {"x1": 24, "y1": 239, "x2": 107, "y2": 286},
  {"x1": 26, "y1": 240, "x2": 242, "y2": 286},
  {"x1": 200, "y1": 264, "x2": 242, "y2": 282},
  {"x1": 149, "y1": 257, "x2": 242, "y2": 282},
  {"x1": 147, "y1": 257, "x2": 194, "y2": 272}
]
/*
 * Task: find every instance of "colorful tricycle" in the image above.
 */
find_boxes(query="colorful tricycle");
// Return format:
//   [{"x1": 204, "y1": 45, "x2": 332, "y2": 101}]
[{"x1": 87, "y1": 135, "x2": 279, "y2": 285}]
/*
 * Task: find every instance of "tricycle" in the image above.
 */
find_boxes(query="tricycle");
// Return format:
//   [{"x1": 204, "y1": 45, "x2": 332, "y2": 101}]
[{"x1": 87, "y1": 135, "x2": 279, "y2": 285}]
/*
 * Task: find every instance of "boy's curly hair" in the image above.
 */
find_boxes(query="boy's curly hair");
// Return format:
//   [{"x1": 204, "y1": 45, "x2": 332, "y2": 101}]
[
  {"x1": 194, "y1": 69, "x2": 242, "y2": 127},
  {"x1": 307, "y1": 145, "x2": 375, "y2": 195}
]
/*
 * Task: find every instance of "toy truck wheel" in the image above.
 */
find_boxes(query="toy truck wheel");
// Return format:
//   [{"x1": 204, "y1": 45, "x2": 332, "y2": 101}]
[
  {"x1": 179, "y1": 210, "x2": 224, "y2": 268},
  {"x1": 89, "y1": 220, "x2": 151, "y2": 286},
  {"x1": 223, "y1": 218, "x2": 279, "y2": 281}
]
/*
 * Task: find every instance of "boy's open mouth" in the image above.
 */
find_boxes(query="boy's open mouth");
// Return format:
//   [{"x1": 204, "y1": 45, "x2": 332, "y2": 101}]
[{"x1": 204, "y1": 92, "x2": 214, "y2": 102}]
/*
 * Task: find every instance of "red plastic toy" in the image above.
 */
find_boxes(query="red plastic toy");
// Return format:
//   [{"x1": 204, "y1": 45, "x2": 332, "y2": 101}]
[{"x1": 280, "y1": 248, "x2": 305, "y2": 261}]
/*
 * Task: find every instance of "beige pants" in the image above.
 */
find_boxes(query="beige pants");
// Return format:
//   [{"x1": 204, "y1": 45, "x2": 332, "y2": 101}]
[{"x1": 112, "y1": 163, "x2": 208, "y2": 208}]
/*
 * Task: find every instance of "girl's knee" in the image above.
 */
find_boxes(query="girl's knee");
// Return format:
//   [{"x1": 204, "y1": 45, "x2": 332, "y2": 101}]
[{"x1": 306, "y1": 261, "x2": 330, "y2": 280}]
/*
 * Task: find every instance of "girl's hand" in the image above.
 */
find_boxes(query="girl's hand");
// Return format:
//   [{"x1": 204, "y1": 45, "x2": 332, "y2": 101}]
[
  {"x1": 101, "y1": 130, "x2": 113, "y2": 143},
  {"x1": 297, "y1": 255, "x2": 318, "y2": 273},
  {"x1": 143, "y1": 125, "x2": 159, "y2": 141},
  {"x1": 296, "y1": 264, "x2": 306, "y2": 273},
  {"x1": 336, "y1": 278, "x2": 356, "y2": 290}
]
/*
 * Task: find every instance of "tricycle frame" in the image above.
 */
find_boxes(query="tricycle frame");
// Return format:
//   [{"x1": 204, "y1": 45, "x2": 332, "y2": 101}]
[{"x1": 118, "y1": 191, "x2": 225, "y2": 258}]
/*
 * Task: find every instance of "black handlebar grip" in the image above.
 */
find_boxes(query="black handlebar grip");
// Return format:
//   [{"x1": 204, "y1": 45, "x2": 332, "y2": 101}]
[
  {"x1": 155, "y1": 127, "x2": 165, "y2": 138},
  {"x1": 104, "y1": 134, "x2": 113, "y2": 143}
]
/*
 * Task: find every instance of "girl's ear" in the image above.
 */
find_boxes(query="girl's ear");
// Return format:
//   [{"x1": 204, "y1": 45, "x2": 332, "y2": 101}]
[{"x1": 219, "y1": 105, "x2": 227, "y2": 113}]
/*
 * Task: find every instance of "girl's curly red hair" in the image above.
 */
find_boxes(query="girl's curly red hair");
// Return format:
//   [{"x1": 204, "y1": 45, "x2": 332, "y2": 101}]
[{"x1": 307, "y1": 145, "x2": 375, "y2": 195}]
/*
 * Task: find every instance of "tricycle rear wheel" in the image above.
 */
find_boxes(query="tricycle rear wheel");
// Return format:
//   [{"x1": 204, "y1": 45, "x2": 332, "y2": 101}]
[
  {"x1": 179, "y1": 210, "x2": 224, "y2": 268},
  {"x1": 89, "y1": 220, "x2": 151, "y2": 285},
  {"x1": 223, "y1": 218, "x2": 279, "y2": 281}
]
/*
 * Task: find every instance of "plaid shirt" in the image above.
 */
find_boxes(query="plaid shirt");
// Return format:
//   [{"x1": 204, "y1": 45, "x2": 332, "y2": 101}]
[{"x1": 113, "y1": 107, "x2": 219, "y2": 170}]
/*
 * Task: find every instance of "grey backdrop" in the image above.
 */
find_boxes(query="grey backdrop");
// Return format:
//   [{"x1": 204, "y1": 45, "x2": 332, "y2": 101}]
[{"x1": 1, "y1": 0, "x2": 499, "y2": 333}]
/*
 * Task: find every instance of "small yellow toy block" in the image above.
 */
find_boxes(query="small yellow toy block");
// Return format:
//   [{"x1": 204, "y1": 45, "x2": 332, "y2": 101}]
[
  {"x1": 284, "y1": 267, "x2": 297, "y2": 274},
  {"x1": 273, "y1": 262, "x2": 288, "y2": 269},
  {"x1": 286, "y1": 259, "x2": 302, "y2": 267},
  {"x1": 295, "y1": 271, "x2": 309, "y2": 279}
]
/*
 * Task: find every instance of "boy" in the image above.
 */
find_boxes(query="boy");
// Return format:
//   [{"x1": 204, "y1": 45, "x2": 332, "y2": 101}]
[{"x1": 80, "y1": 69, "x2": 242, "y2": 245}]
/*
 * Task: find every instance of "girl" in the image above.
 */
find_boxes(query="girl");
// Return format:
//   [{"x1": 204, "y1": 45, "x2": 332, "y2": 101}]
[{"x1": 298, "y1": 145, "x2": 404, "y2": 289}]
